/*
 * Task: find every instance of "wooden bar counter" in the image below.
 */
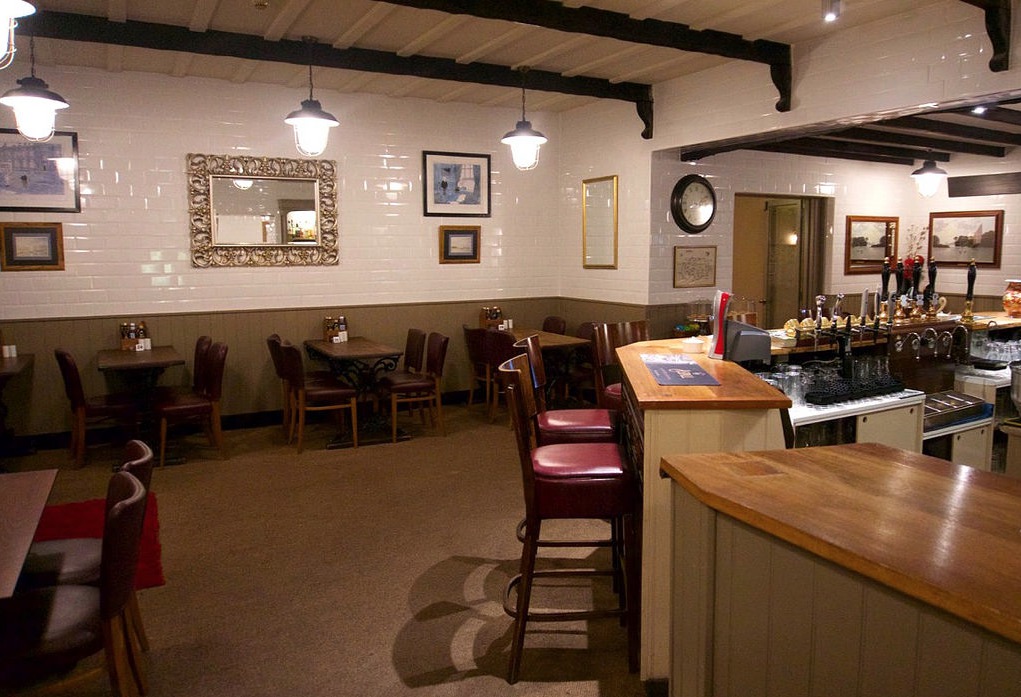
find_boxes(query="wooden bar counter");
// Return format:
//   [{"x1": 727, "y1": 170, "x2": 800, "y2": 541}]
[
  {"x1": 661, "y1": 442, "x2": 1021, "y2": 697},
  {"x1": 617, "y1": 340, "x2": 791, "y2": 683}
]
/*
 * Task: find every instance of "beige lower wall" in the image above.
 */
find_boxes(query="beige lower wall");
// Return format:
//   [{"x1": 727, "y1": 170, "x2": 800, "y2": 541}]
[{"x1": 1, "y1": 297, "x2": 662, "y2": 439}]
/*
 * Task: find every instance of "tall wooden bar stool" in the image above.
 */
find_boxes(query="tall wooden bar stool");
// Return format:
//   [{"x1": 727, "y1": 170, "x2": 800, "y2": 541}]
[
  {"x1": 592, "y1": 320, "x2": 648, "y2": 412},
  {"x1": 498, "y1": 354, "x2": 639, "y2": 683}
]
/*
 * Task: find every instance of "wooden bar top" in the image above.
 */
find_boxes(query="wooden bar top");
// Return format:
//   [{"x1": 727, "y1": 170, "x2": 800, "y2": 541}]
[
  {"x1": 661, "y1": 442, "x2": 1021, "y2": 644},
  {"x1": 618, "y1": 339, "x2": 790, "y2": 411}
]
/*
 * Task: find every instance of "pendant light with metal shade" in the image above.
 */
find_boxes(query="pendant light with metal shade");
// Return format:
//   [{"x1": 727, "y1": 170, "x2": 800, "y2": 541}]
[
  {"x1": 284, "y1": 36, "x2": 338, "y2": 158},
  {"x1": 0, "y1": 34, "x2": 68, "y2": 142},
  {"x1": 0, "y1": 0, "x2": 34, "y2": 71},
  {"x1": 911, "y1": 159, "x2": 948, "y2": 198},
  {"x1": 501, "y1": 69, "x2": 547, "y2": 171}
]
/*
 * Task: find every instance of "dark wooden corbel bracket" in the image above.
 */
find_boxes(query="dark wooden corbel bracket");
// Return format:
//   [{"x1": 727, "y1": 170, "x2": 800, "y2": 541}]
[{"x1": 960, "y1": 0, "x2": 1011, "y2": 71}]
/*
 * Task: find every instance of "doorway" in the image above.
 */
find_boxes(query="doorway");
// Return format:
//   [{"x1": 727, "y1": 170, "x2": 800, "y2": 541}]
[{"x1": 732, "y1": 194, "x2": 830, "y2": 329}]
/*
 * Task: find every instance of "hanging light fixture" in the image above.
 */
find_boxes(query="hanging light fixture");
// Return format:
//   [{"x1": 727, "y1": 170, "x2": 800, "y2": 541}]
[
  {"x1": 501, "y1": 68, "x2": 547, "y2": 171},
  {"x1": 0, "y1": 34, "x2": 68, "y2": 141},
  {"x1": 911, "y1": 159, "x2": 948, "y2": 198},
  {"x1": 822, "y1": 0, "x2": 841, "y2": 22},
  {"x1": 284, "y1": 36, "x2": 338, "y2": 158},
  {"x1": 0, "y1": 0, "x2": 34, "y2": 71}
]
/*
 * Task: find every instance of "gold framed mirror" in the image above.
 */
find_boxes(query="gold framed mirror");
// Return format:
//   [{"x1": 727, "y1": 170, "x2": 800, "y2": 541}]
[
  {"x1": 187, "y1": 153, "x2": 338, "y2": 267},
  {"x1": 582, "y1": 175, "x2": 618, "y2": 269}
]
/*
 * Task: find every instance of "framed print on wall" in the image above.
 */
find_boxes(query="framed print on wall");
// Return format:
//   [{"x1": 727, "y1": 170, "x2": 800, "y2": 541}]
[
  {"x1": 928, "y1": 210, "x2": 1003, "y2": 267},
  {"x1": 439, "y1": 225, "x2": 480, "y2": 264},
  {"x1": 422, "y1": 151, "x2": 491, "y2": 217},
  {"x1": 673, "y1": 245, "x2": 716, "y2": 288},
  {"x1": 0, "y1": 129, "x2": 81, "y2": 212},
  {"x1": 845, "y1": 215, "x2": 897, "y2": 274},
  {"x1": 0, "y1": 222, "x2": 65, "y2": 271}
]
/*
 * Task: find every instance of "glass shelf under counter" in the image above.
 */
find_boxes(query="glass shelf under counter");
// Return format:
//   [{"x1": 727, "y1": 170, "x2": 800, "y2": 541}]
[
  {"x1": 788, "y1": 389, "x2": 926, "y2": 427},
  {"x1": 787, "y1": 389, "x2": 926, "y2": 451}
]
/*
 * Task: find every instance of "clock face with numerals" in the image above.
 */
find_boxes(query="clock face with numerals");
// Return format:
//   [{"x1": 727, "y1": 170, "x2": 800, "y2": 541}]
[{"x1": 670, "y1": 174, "x2": 717, "y2": 233}]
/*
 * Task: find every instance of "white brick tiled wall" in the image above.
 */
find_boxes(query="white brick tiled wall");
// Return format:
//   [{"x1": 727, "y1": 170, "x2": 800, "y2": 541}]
[{"x1": 0, "y1": 1, "x2": 1016, "y2": 320}]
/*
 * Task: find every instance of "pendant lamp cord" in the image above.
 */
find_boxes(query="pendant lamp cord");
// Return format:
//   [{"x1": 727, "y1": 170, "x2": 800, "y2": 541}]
[
  {"x1": 518, "y1": 66, "x2": 530, "y2": 121},
  {"x1": 28, "y1": 33, "x2": 35, "y2": 77},
  {"x1": 303, "y1": 36, "x2": 316, "y2": 101}
]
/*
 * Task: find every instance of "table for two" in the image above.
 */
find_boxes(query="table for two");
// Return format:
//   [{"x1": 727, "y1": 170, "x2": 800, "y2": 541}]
[
  {"x1": 0, "y1": 469, "x2": 56, "y2": 597},
  {"x1": 303, "y1": 337, "x2": 405, "y2": 447}
]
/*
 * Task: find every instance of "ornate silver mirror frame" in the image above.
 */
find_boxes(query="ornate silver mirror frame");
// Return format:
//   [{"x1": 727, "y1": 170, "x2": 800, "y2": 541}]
[{"x1": 187, "y1": 153, "x2": 339, "y2": 267}]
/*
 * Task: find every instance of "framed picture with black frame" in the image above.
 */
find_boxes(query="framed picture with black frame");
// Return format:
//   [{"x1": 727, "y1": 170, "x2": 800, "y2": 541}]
[
  {"x1": 422, "y1": 151, "x2": 491, "y2": 217},
  {"x1": 0, "y1": 129, "x2": 81, "y2": 212},
  {"x1": 0, "y1": 222, "x2": 65, "y2": 271},
  {"x1": 439, "y1": 225, "x2": 480, "y2": 264}
]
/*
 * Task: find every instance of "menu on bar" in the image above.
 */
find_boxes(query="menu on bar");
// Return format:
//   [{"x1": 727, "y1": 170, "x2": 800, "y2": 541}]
[{"x1": 640, "y1": 353, "x2": 720, "y2": 386}]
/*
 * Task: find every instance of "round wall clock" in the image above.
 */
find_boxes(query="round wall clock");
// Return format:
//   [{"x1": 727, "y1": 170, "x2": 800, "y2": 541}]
[{"x1": 670, "y1": 174, "x2": 717, "y2": 233}]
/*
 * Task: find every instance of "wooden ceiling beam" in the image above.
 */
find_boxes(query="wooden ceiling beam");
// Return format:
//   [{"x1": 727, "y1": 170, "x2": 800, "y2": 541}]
[
  {"x1": 829, "y1": 127, "x2": 1007, "y2": 158},
  {"x1": 22, "y1": 10, "x2": 655, "y2": 138},
  {"x1": 881, "y1": 115, "x2": 1021, "y2": 146},
  {"x1": 749, "y1": 142, "x2": 915, "y2": 166},
  {"x1": 377, "y1": 0, "x2": 793, "y2": 111}
]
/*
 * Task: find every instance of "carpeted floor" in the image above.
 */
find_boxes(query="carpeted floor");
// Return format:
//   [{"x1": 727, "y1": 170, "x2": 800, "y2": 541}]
[{"x1": 4, "y1": 404, "x2": 645, "y2": 696}]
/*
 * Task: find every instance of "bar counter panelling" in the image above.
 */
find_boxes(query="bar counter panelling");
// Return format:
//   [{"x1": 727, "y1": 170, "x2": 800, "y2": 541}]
[
  {"x1": 661, "y1": 443, "x2": 1021, "y2": 697},
  {"x1": 617, "y1": 339, "x2": 790, "y2": 682}
]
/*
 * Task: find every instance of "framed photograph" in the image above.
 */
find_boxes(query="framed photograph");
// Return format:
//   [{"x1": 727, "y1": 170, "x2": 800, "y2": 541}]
[
  {"x1": 439, "y1": 225, "x2": 480, "y2": 264},
  {"x1": 422, "y1": 151, "x2": 491, "y2": 217},
  {"x1": 0, "y1": 129, "x2": 80, "y2": 212},
  {"x1": 928, "y1": 210, "x2": 1003, "y2": 267},
  {"x1": 844, "y1": 215, "x2": 897, "y2": 274},
  {"x1": 0, "y1": 222, "x2": 65, "y2": 271},
  {"x1": 673, "y1": 245, "x2": 716, "y2": 288}
]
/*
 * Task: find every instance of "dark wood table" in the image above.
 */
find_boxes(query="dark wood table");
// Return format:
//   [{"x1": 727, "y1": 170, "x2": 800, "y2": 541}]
[
  {"x1": 510, "y1": 328, "x2": 589, "y2": 350},
  {"x1": 0, "y1": 354, "x2": 34, "y2": 456},
  {"x1": 303, "y1": 337, "x2": 403, "y2": 447},
  {"x1": 510, "y1": 328, "x2": 590, "y2": 404},
  {"x1": 97, "y1": 345, "x2": 185, "y2": 374},
  {"x1": 0, "y1": 469, "x2": 56, "y2": 597}
]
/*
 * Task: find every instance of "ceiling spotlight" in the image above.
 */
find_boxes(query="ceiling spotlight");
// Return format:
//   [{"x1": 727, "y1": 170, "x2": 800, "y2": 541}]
[
  {"x1": 822, "y1": 0, "x2": 841, "y2": 22},
  {"x1": 911, "y1": 159, "x2": 948, "y2": 198},
  {"x1": 971, "y1": 105, "x2": 988, "y2": 114}
]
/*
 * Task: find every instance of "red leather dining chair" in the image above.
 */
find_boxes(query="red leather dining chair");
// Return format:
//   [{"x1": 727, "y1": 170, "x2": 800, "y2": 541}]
[
  {"x1": 592, "y1": 321, "x2": 649, "y2": 412},
  {"x1": 514, "y1": 333, "x2": 617, "y2": 445},
  {"x1": 54, "y1": 348, "x2": 138, "y2": 469},
  {"x1": 154, "y1": 340, "x2": 228, "y2": 466},
  {"x1": 379, "y1": 331, "x2": 449, "y2": 443},
  {"x1": 0, "y1": 470, "x2": 149, "y2": 697},
  {"x1": 462, "y1": 325, "x2": 490, "y2": 412},
  {"x1": 279, "y1": 341, "x2": 358, "y2": 452},
  {"x1": 498, "y1": 353, "x2": 639, "y2": 683},
  {"x1": 153, "y1": 335, "x2": 211, "y2": 402},
  {"x1": 18, "y1": 440, "x2": 155, "y2": 653},
  {"x1": 484, "y1": 328, "x2": 519, "y2": 422}
]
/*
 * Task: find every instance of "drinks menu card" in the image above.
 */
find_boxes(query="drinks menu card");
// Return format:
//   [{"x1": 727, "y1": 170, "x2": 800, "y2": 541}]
[{"x1": 641, "y1": 353, "x2": 720, "y2": 386}]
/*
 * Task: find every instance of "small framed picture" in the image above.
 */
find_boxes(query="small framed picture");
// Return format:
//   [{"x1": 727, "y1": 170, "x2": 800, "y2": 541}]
[
  {"x1": 0, "y1": 129, "x2": 81, "y2": 212},
  {"x1": 423, "y1": 151, "x2": 491, "y2": 217},
  {"x1": 673, "y1": 245, "x2": 716, "y2": 288},
  {"x1": 0, "y1": 222, "x2": 65, "y2": 271},
  {"x1": 928, "y1": 210, "x2": 1003, "y2": 267},
  {"x1": 439, "y1": 225, "x2": 480, "y2": 264}
]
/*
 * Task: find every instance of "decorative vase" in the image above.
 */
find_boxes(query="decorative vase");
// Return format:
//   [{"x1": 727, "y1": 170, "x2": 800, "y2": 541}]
[{"x1": 1004, "y1": 280, "x2": 1021, "y2": 318}]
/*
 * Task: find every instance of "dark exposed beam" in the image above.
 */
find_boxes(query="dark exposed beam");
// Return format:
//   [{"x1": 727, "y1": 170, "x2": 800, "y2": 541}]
[
  {"x1": 881, "y1": 115, "x2": 1021, "y2": 146},
  {"x1": 959, "y1": 0, "x2": 1011, "y2": 71},
  {"x1": 379, "y1": 0, "x2": 793, "y2": 111},
  {"x1": 829, "y1": 127, "x2": 1007, "y2": 158},
  {"x1": 22, "y1": 10, "x2": 656, "y2": 138},
  {"x1": 953, "y1": 105, "x2": 1021, "y2": 127},
  {"x1": 755, "y1": 137, "x2": 939, "y2": 163},
  {"x1": 749, "y1": 141, "x2": 915, "y2": 166}
]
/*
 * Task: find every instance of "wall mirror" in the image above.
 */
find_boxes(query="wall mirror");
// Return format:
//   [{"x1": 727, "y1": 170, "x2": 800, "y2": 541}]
[
  {"x1": 187, "y1": 153, "x2": 338, "y2": 267},
  {"x1": 582, "y1": 175, "x2": 618, "y2": 269},
  {"x1": 844, "y1": 215, "x2": 897, "y2": 275}
]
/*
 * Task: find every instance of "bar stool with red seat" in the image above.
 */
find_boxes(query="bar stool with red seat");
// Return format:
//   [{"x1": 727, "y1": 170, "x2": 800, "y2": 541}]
[
  {"x1": 592, "y1": 320, "x2": 648, "y2": 412},
  {"x1": 498, "y1": 353, "x2": 639, "y2": 683},
  {"x1": 513, "y1": 333, "x2": 617, "y2": 445}
]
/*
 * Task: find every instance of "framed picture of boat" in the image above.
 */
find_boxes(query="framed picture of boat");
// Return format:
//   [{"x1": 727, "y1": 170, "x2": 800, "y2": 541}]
[
  {"x1": 927, "y1": 210, "x2": 1003, "y2": 268},
  {"x1": 844, "y1": 215, "x2": 897, "y2": 274},
  {"x1": 422, "y1": 151, "x2": 491, "y2": 217}
]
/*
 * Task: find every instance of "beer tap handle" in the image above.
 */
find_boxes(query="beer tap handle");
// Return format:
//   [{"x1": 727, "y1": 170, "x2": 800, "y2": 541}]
[
  {"x1": 880, "y1": 257, "x2": 891, "y2": 300},
  {"x1": 912, "y1": 260, "x2": 922, "y2": 297},
  {"x1": 896, "y1": 260, "x2": 906, "y2": 297},
  {"x1": 966, "y1": 259, "x2": 977, "y2": 301},
  {"x1": 928, "y1": 260, "x2": 937, "y2": 297}
]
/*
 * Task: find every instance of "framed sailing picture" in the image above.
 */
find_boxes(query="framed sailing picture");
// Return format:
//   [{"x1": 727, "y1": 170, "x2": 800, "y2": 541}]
[
  {"x1": 928, "y1": 210, "x2": 1003, "y2": 267},
  {"x1": 422, "y1": 151, "x2": 491, "y2": 217},
  {"x1": 0, "y1": 129, "x2": 81, "y2": 212}
]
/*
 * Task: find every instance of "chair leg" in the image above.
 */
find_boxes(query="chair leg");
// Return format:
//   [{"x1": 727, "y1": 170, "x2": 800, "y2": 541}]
[
  {"x1": 72, "y1": 407, "x2": 86, "y2": 468},
  {"x1": 391, "y1": 392, "x2": 399, "y2": 443},
  {"x1": 434, "y1": 394, "x2": 445, "y2": 436},
  {"x1": 624, "y1": 512, "x2": 640, "y2": 674},
  {"x1": 507, "y1": 519, "x2": 540, "y2": 684},
  {"x1": 158, "y1": 418, "x2": 168, "y2": 468},
  {"x1": 295, "y1": 393, "x2": 306, "y2": 454},
  {"x1": 349, "y1": 399, "x2": 358, "y2": 448},
  {"x1": 103, "y1": 614, "x2": 141, "y2": 697},
  {"x1": 128, "y1": 590, "x2": 149, "y2": 652},
  {"x1": 123, "y1": 605, "x2": 149, "y2": 695},
  {"x1": 208, "y1": 403, "x2": 224, "y2": 458}
]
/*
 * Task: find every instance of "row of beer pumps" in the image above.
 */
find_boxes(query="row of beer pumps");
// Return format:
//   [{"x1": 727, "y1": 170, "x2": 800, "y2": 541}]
[{"x1": 876, "y1": 256, "x2": 978, "y2": 323}]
